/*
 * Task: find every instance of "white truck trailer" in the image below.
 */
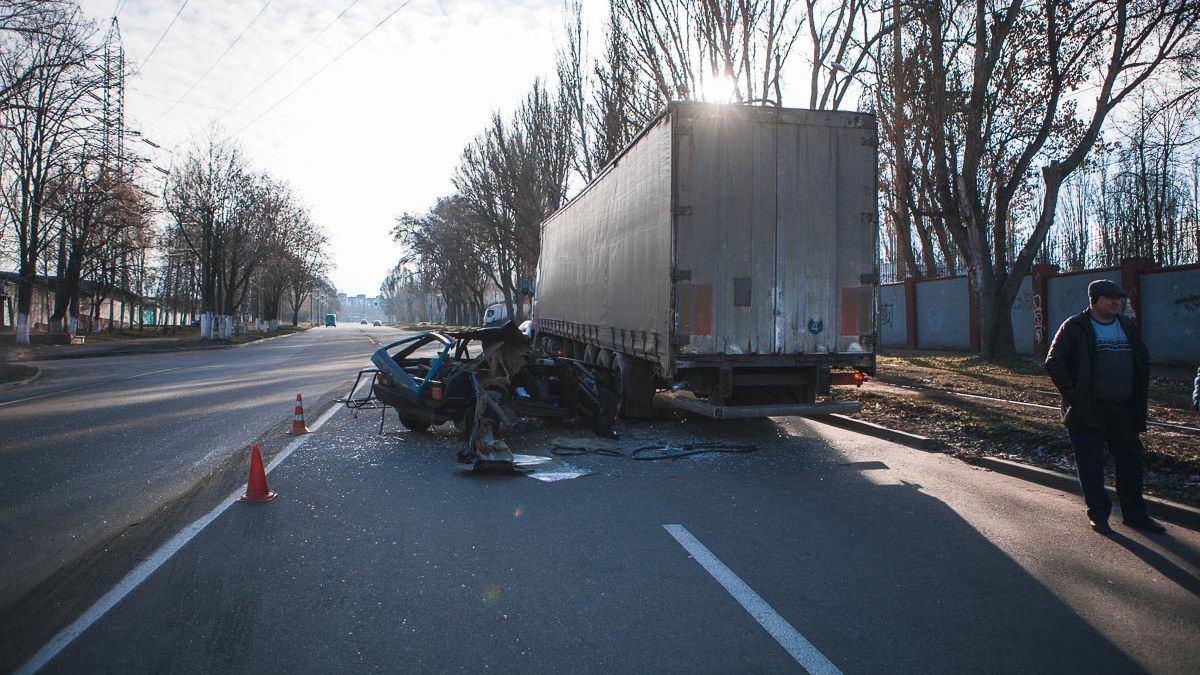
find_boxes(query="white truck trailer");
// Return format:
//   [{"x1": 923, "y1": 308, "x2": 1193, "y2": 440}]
[{"x1": 533, "y1": 103, "x2": 878, "y2": 418}]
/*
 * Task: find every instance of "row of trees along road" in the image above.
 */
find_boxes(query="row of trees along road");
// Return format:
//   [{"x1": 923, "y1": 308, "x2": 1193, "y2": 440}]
[
  {"x1": 0, "y1": 1, "x2": 333, "y2": 345},
  {"x1": 388, "y1": 0, "x2": 1196, "y2": 358},
  {"x1": 162, "y1": 135, "x2": 330, "y2": 340}
]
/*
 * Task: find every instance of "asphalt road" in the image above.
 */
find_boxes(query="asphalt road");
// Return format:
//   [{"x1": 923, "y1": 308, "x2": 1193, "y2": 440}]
[
  {"x1": 14, "y1": 392, "x2": 1200, "y2": 673},
  {"x1": 0, "y1": 324, "x2": 398, "y2": 614}
]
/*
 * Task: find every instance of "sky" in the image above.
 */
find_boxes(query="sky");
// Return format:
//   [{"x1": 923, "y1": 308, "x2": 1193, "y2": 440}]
[{"x1": 78, "y1": 0, "x2": 576, "y2": 297}]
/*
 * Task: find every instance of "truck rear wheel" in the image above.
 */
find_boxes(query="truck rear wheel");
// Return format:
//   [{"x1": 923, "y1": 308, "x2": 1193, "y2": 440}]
[{"x1": 613, "y1": 353, "x2": 657, "y2": 419}]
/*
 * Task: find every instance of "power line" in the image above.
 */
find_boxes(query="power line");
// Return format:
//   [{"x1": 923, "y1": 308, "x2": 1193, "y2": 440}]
[
  {"x1": 236, "y1": 0, "x2": 415, "y2": 135},
  {"x1": 151, "y1": 0, "x2": 275, "y2": 126},
  {"x1": 130, "y1": 86, "x2": 238, "y2": 114},
  {"x1": 133, "y1": 0, "x2": 190, "y2": 76},
  {"x1": 218, "y1": 0, "x2": 367, "y2": 121}
]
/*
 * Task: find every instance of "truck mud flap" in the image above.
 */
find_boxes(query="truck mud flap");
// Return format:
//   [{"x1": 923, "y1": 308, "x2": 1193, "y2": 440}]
[{"x1": 670, "y1": 397, "x2": 862, "y2": 419}]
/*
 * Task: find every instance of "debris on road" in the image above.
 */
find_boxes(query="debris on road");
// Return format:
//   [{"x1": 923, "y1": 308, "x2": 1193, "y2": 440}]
[
  {"x1": 551, "y1": 437, "x2": 758, "y2": 461},
  {"x1": 511, "y1": 454, "x2": 592, "y2": 482},
  {"x1": 344, "y1": 322, "x2": 618, "y2": 472}
]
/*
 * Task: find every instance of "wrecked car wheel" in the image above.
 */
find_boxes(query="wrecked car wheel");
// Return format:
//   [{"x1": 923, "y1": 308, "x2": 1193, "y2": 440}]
[{"x1": 399, "y1": 415, "x2": 433, "y2": 432}]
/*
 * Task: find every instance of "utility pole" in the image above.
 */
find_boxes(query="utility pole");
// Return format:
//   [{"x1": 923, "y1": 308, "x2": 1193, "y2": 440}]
[{"x1": 102, "y1": 17, "x2": 125, "y2": 177}]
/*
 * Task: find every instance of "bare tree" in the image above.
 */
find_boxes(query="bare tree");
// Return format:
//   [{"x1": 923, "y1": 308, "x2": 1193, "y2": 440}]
[
  {"x1": 0, "y1": 4, "x2": 96, "y2": 343},
  {"x1": 213, "y1": 173, "x2": 288, "y2": 337},
  {"x1": 280, "y1": 211, "x2": 329, "y2": 328},
  {"x1": 608, "y1": 0, "x2": 808, "y2": 105},
  {"x1": 804, "y1": 0, "x2": 884, "y2": 110},
  {"x1": 45, "y1": 154, "x2": 147, "y2": 334},
  {"x1": 0, "y1": 1, "x2": 84, "y2": 111},
  {"x1": 393, "y1": 195, "x2": 493, "y2": 326},
  {"x1": 453, "y1": 80, "x2": 573, "y2": 321},
  {"x1": 163, "y1": 133, "x2": 248, "y2": 339},
  {"x1": 1102, "y1": 91, "x2": 1199, "y2": 265}
]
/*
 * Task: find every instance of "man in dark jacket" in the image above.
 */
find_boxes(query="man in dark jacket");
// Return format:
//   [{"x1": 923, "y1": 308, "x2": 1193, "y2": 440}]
[{"x1": 1045, "y1": 279, "x2": 1165, "y2": 535}]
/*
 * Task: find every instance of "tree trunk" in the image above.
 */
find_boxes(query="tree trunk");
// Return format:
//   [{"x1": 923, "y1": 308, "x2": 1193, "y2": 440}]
[
  {"x1": 68, "y1": 292, "x2": 79, "y2": 336},
  {"x1": 15, "y1": 267, "x2": 35, "y2": 345}
]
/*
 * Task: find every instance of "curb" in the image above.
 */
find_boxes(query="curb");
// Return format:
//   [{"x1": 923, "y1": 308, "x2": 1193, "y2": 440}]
[
  {"x1": 0, "y1": 366, "x2": 41, "y2": 391},
  {"x1": 969, "y1": 455, "x2": 1200, "y2": 532},
  {"x1": 815, "y1": 413, "x2": 950, "y2": 452},
  {"x1": 812, "y1": 413, "x2": 1200, "y2": 533},
  {"x1": 232, "y1": 329, "x2": 305, "y2": 348},
  {"x1": 6, "y1": 330, "x2": 302, "y2": 362}
]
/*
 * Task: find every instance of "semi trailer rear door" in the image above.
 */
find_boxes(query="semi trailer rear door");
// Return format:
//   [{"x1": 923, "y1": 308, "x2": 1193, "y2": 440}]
[
  {"x1": 673, "y1": 107, "x2": 779, "y2": 355},
  {"x1": 672, "y1": 106, "x2": 877, "y2": 356}
]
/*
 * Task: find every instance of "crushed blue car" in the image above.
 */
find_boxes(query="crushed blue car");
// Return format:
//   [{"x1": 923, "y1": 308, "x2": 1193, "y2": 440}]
[{"x1": 345, "y1": 321, "x2": 618, "y2": 470}]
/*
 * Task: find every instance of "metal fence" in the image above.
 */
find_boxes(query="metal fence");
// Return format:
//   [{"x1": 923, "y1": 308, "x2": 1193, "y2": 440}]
[{"x1": 1036, "y1": 223, "x2": 1200, "y2": 273}]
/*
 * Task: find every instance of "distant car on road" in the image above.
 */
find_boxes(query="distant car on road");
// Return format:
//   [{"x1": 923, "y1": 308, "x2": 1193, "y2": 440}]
[
  {"x1": 324, "y1": 314, "x2": 336, "y2": 327},
  {"x1": 482, "y1": 303, "x2": 508, "y2": 327},
  {"x1": 360, "y1": 319, "x2": 368, "y2": 325},
  {"x1": 373, "y1": 320, "x2": 382, "y2": 326}
]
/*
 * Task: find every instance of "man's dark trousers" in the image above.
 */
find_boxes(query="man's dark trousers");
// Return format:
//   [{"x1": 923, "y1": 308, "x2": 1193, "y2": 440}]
[{"x1": 1068, "y1": 400, "x2": 1148, "y2": 522}]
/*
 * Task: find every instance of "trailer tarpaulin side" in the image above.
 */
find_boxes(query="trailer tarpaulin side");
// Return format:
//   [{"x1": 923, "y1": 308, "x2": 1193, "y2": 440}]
[{"x1": 535, "y1": 114, "x2": 674, "y2": 370}]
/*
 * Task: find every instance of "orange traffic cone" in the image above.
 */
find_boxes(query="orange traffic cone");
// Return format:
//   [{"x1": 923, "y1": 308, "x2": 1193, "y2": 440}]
[
  {"x1": 288, "y1": 393, "x2": 311, "y2": 434},
  {"x1": 238, "y1": 444, "x2": 276, "y2": 503}
]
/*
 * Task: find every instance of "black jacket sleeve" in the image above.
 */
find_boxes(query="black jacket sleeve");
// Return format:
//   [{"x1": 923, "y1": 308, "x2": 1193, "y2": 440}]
[{"x1": 1045, "y1": 319, "x2": 1078, "y2": 401}]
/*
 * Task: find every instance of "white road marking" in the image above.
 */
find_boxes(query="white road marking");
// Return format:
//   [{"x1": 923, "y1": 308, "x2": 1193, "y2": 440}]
[
  {"x1": 16, "y1": 401, "x2": 343, "y2": 675},
  {"x1": 0, "y1": 366, "x2": 182, "y2": 408},
  {"x1": 663, "y1": 524, "x2": 843, "y2": 675}
]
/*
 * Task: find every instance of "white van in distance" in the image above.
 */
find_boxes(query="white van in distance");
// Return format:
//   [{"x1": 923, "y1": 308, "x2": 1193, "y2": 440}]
[{"x1": 482, "y1": 303, "x2": 508, "y2": 327}]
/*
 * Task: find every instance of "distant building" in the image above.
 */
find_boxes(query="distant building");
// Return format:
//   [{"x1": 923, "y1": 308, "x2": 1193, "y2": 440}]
[
  {"x1": 0, "y1": 272, "x2": 148, "y2": 331},
  {"x1": 335, "y1": 293, "x2": 388, "y2": 322}
]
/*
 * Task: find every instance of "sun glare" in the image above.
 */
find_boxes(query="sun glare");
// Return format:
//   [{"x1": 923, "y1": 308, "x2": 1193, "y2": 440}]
[{"x1": 702, "y1": 73, "x2": 739, "y2": 103}]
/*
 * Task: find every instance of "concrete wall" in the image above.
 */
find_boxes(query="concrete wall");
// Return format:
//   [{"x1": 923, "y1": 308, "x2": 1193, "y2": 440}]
[
  {"x1": 1140, "y1": 267, "x2": 1200, "y2": 364},
  {"x1": 876, "y1": 262, "x2": 1193, "y2": 364},
  {"x1": 916, "y1": 277, "x2": 970, "y2": 349},
  {"x1": 879, "y1": 283, "x2": 906, "y2": 346},
  {"x1": 1011, "y1": 276, "x2": 1033, "y2": 355},
  {"x1": 1045, "y1": 271, "x2": 1115, "y2": 338}
]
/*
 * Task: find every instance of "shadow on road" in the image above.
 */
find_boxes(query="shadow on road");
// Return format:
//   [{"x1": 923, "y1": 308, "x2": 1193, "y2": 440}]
[
  {"x1": 1108, "y1": 532, "x2": 1200, "y2": 598},
  {"x1": 22, "y1": 408, "x2": 1167, "y2": 673}
]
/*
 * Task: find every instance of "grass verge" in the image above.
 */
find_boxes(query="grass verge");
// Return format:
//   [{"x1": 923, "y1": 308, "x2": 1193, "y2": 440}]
[
  {"x1": 850, "y1": 350, "x2": 1200, "y2": 506},
  {"x1": 0, "y1": 363, "x2": 37, "y2": 385}
]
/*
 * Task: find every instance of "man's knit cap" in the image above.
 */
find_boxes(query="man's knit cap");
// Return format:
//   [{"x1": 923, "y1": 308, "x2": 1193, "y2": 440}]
[{"x1": 1088, "y1": 279, "x2": 1125, "y2": 300}]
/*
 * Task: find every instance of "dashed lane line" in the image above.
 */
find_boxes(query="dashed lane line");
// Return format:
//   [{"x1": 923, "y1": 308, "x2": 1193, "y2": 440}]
[
  {"x1": 16, "y1": 400, "x2": 343, "y2": 675},
  {"x1": 663, "y1": 524, "x2": 844, "y2": 675}
]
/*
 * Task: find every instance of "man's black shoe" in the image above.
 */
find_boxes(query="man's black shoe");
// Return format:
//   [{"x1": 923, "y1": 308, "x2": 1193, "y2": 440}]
[
  {"x1": 1089, "y1": 518, "x2": 1114, "y2": 535},
  {"x1": 1123, "y1": 518, "x2": 1167, "y2": 534}
]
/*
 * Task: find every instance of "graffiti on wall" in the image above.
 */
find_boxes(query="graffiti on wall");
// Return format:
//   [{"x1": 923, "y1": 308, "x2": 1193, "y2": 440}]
[
  {"x1": 880, "y1": 303, "x2": 894, "y2": 328},
  {"x1": 1014, "y1": 290, "x2": 1034, "y2": 312},
  {"x1": 1176, "y1": 294, "x2": 1200, "y2": 312},
  {"x1": 1033, "y1": 293, "x2": 1045, "y2": 347}
]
